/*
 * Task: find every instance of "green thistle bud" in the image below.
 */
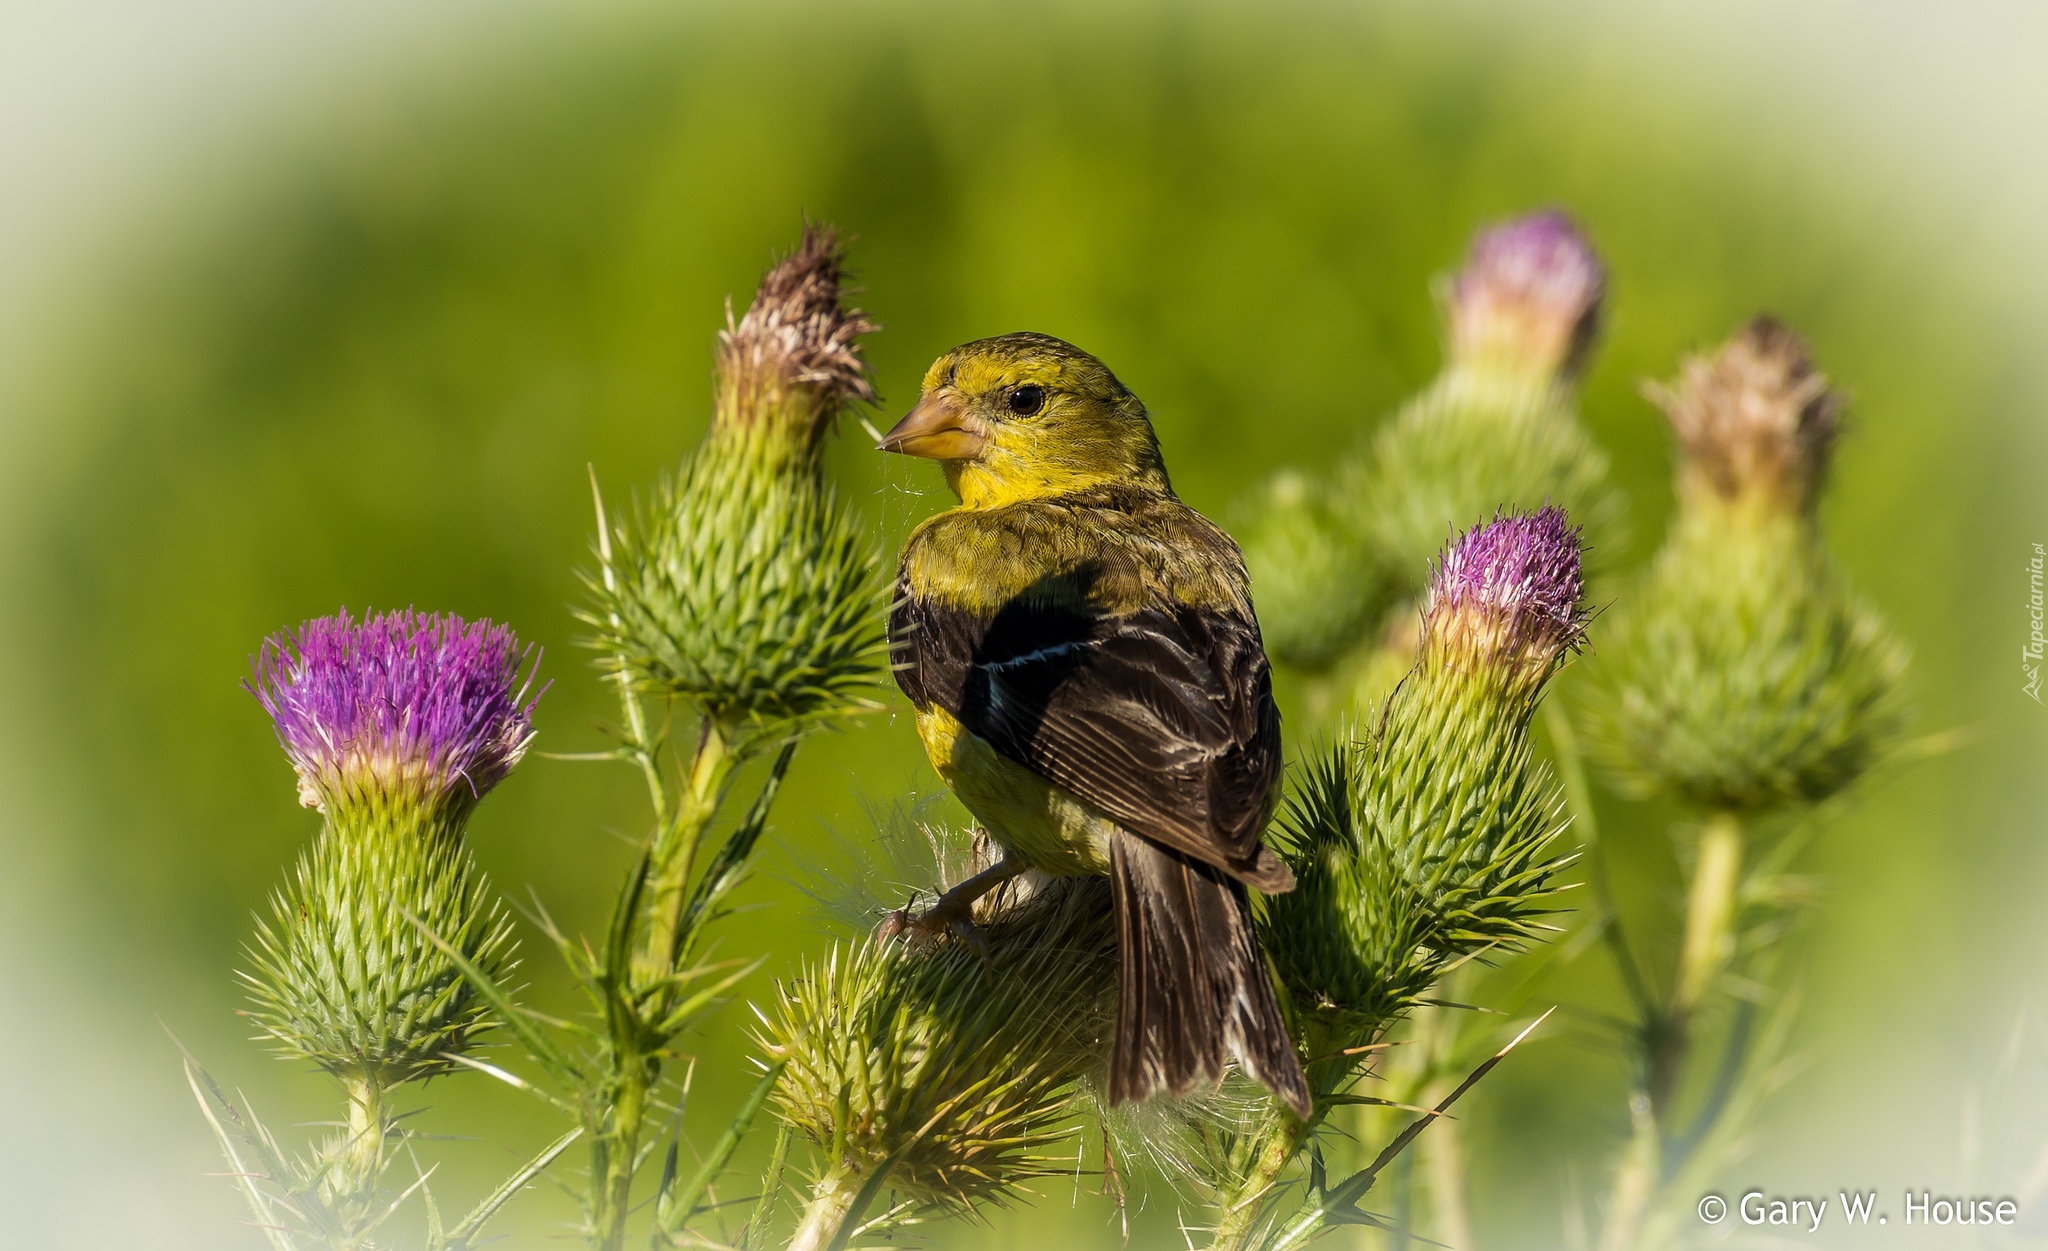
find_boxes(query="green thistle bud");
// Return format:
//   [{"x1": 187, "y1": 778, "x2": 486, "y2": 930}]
[
  {"x1": 1263, "y1": 510, "x2": 1583, "y2": 1044},
  {"x1": 1236, "y1": 470, "x2": 1390, "y2": 672},
  {"x1": 1586, "y1": 318, "x2": 1909, "y2": 812},
  {"x1": 763, "y1": 870, "x2": 1118, "y2": 1245},
  {"x1": 240, "y1": 609, "x2": 531, "y2": 1085},
  {"x1": 1359, "y1": 212, "x2": 1625, "y2": 586},
  {"x1": 585, "y1": 225, "x2": 886, "y2": 732}
]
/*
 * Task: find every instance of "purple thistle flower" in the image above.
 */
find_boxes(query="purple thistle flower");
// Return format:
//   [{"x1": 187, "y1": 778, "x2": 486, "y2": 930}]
[
  {"x1": 1424, "y1": 507, "x2": 1588, "y2": 680},
  {"x1": 1448, "y1": 211, "x2": 1606, "y2": 380},
  {"x1": 249, "y1": 608, "x2": 544, "y2": 815}
]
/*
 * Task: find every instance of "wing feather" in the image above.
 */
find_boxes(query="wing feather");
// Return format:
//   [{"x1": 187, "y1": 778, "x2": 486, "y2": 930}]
[{"x1": 892, "y1": 583, "x2": 1290, "y2": 889}]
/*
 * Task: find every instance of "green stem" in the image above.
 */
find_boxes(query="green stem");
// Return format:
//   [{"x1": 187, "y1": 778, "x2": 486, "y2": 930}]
[
  {"x1": 1594, "y1": 1092, "x2": 1660, "y2": 1251},
  {"x1": 1659, "y1": 813, "x2": 1744, "y2": 1109},
  {"x1": 1211, "y1": 1114, "x2": 1311, "y2": 1251},
  {"x1": 641, "y1": 718, "x2": 735, "y2": 981},
  {"x1": 592, "y1": 1060, "x2": 650, "y2": 1251},
  {"x1": 787, "y1": 1166, "x2": 866, "y2": 1251},
  {"x1": 331, "y1": 1069, "x2": 387, "y2": 1248},
  {"x1": 1599, "y1": 812, "x2": 1744, "y2": 1251},
  {"x1": 738, "y1": 1124, "x2": 793, "y2": 1249},
  {"x1": 1417, "y1": 1081, "x2": 1473, "y2": 1251}
]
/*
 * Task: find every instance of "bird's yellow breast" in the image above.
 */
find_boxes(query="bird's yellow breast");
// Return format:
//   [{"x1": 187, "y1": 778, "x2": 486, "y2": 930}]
[{"x1": 915, "y1": 705, "x2": 1115, "y2": 877}]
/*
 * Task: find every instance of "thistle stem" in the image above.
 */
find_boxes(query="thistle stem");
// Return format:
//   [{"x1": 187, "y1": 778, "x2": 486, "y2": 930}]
[
  {"x1": 1599, "y1": 812, "x2": 1744, "y2": 1251},
  {"x1": 788, "y1": 1165, "x2": 867, "y2": 1251},
  {"x1": 1595, "y1": 1092, "x2": 1660, "y2": 1251},
  {"x1": 641, "y1": 717, "x2": 736, "y2": 980},
  {"x1": 740, "y1": 1123, "x2": 793, "y2": 1248},
  {"x1": 591, "y1": 1061, "x2": 648, "y2": 1251},
  {"x1": 1419, "y1": 1074, "x2": 1474, "y2": 1251},
  {"x1": 332, "y1": 1069, "x2": 387, "y2": 1246},
  {"x1": 1652, "y1": 814, "x2": 1745, "y2": 1119},
  {"x1": 1211, "y1": 1114, "x2": 1310, "y2": 1251}
]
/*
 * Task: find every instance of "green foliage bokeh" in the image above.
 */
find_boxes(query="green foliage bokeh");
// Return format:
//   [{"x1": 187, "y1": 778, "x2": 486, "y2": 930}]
[{"x1": 0, "y1": 3, "x2": 2040, "y2": 1248}]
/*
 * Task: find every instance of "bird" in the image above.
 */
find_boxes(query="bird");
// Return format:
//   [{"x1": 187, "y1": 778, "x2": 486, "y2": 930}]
[{"x1": 877, "y1": 331, "x2": 1312, "y2": 1119}]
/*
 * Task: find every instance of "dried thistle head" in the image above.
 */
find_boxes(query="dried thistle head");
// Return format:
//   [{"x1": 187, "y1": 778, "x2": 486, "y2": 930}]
[
  {"x1": 1421, "y1": 506, "x2": 1589, "y2": 700},
  {"x1": 761, "y1": 874, "x2": 1117, "y2": 1218},
  {"x1": 713, "y1": 223, "x2": 878, "y2": 469},
  {"x1": 1647, "y1": 315, "x2": 1843, "y2": 516},
  {"x1": 1446, "y1": 211, "x2": 1606, "y2": 383}
]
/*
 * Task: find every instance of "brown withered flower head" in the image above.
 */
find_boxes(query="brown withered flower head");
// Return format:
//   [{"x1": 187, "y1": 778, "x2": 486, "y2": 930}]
[
  {"x1": 713, "y1": 223, "x2": 879, "y2": 462},
  {"x1": 1646, "y1": 315, "x2": 1843, "y2": 514}
]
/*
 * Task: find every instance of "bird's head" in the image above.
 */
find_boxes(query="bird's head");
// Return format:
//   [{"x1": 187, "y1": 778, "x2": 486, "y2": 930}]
[{"x1": 879, "y1": 333, "x2": 1169, "y2": 508}]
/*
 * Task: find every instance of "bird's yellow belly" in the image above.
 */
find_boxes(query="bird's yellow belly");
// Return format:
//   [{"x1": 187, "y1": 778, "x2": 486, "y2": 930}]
[{"x1": 915, "y1": 705, "x2": 1116, "y2": 877}]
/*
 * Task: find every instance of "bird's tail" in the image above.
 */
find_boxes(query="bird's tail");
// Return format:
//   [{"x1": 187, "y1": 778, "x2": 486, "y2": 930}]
[{"x1": 1106, "y1": 830, "x2": 1312, "y2": 1119}]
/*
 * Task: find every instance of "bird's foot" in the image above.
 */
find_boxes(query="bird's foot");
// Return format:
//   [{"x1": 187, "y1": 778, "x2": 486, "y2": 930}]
[{"x1": 877, "y1": 894, "x2": 990, "y2": 960}]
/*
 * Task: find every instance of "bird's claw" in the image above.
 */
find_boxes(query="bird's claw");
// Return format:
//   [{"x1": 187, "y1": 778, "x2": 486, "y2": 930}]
[{"x1": 878, "y1": 901, "x2": 990, "y2": 960}]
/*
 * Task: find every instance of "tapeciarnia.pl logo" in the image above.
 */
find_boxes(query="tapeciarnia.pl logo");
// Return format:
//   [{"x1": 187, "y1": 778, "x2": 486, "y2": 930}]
[{"x1": 2026, "y1": 542, "x2": 2044, "y2": 703}]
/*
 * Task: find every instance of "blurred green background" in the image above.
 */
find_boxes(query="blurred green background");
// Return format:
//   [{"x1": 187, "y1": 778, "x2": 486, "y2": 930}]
[{"x1": 0, "y1": 1, "x2": 2042, "y2": 1247}]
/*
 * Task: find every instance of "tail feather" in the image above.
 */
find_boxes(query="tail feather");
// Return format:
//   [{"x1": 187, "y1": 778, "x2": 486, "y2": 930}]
[{"x1": 1107, "y1": 830, "x2": 1311, "y2": 1119}]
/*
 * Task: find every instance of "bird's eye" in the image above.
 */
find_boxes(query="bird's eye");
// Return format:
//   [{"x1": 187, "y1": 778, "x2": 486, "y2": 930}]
[{"x1": 1006, "y1": 384, "x2": 1046, "y2": 416}]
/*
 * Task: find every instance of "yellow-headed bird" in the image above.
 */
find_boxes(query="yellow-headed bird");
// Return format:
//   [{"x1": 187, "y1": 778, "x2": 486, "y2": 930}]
[{"x1": 879, "y1": 332, "x2": 1311, "y2": 1118}]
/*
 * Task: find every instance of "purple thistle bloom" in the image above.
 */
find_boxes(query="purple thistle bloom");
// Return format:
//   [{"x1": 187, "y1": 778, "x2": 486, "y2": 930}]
[
  {"x1": 1424, "y1": 507, "x2": 1588, "y2": 678},
  {"x1": 1449, "y1": 211, "x2": 1606, "y2": 380},
  {"x1": 249, "y1": 608, "x2": 544, "y2": 815}
]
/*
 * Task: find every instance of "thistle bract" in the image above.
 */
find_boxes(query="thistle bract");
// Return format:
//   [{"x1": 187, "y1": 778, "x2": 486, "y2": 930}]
[
  {"x1": 1263, "y1": 511, "x2": 1583, "y2": 1043},
  {"x1": 242, "y1": 816, "x2": 517, "y2": 1084},
  {"x1": 241, "y1": 608, "x2": 530, "y2": 1083},
  {"x1": 764, "y1": 873, "x2": 1117, "y2": 1226},
  {"x1": 249, "y1": 608, "x2": 541, "y2": 820},
  {"x1": 586, "y1": 225, "x2": 886, "y2": 731},
  {"x1": 1587, "y1": 319, "x2": 1907, "y2": 811}
]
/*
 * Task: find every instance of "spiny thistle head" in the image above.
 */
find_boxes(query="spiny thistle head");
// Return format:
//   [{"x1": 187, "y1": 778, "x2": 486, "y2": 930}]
[
  {"x1": 1447, "y1": 210, "x2": 1606, "y2": 383},
  {"x1": 1584, "y1": 507, "x2": 1909, "y2": 814},
  {"x1": 248, "y1": 609, "x2": 542, "y2": 822},
  {"x1": 241, "y1": 820, "x2": 516, "y2": 1085},
  {"x1": 241, "y1": 609, "x2": 524, "y2": 1085},
  {"x1": 1353, "y1": 211, "x2": 1622, "y2": 590},
  {"x1": 1421, "y1": 506, "x2": 1588, "y2": 698},
  {"x1": 1584, "y1": 318, "x2": 1907, "y2": 813},
  {"x1": 584, "y1": 225, "x2": 887, "y2": 733},
  {"x1": 1262, "y1": 513, "x2": 1583, "y2": 1048},
  {"x1": 762, "y1": 872, "x2": 1118, "y2": 1218},
  {"x1": 713, "y1": 223, "x2": 878, "y2": 471},
  {"x1": 1261, "y1": 711, "x2": 1571, "y2": 1050},
  {"x1": 1646, "y1": 315, "x2": 1842, "y2": 515}
]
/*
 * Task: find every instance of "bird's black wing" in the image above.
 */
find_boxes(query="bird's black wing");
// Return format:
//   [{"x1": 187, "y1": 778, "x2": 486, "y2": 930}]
[{"x1": 891, "y1": 583, "x2": 1290, "y2": 890}]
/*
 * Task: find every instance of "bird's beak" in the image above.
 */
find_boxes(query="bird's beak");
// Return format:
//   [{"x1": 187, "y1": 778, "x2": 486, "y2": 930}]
[{"x1": 877, "y1": 393, "x2": 987, "y2": 460}]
